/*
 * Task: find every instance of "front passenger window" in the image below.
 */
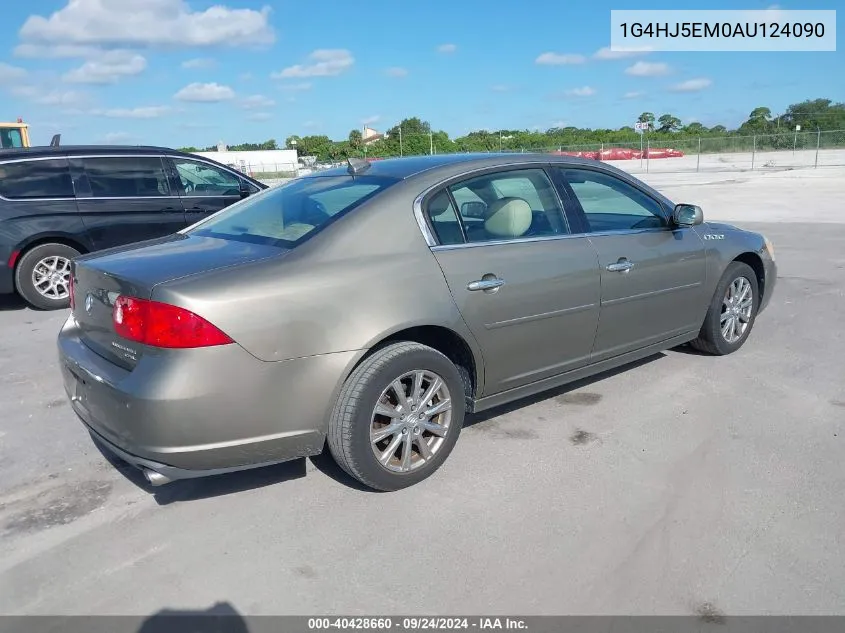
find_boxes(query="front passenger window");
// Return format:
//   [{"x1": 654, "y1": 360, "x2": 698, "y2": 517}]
[
  {"x1": 172, "y1": 158, "x2": 242, "y2": 197},
  {"x1": 561, "y1": 169, "x2": 668, "y2": 232}
]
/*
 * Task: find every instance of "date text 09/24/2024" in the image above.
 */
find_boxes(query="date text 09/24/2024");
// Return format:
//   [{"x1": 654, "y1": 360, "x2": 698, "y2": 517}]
[{"x1": 308, "y1": 617, "x2": 528, "y2": 630}]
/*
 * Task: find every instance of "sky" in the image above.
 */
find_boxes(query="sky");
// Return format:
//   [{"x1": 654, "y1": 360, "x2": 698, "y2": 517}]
[{"x1": 0, "y1": 0, "x2": 842, "y2": 147}]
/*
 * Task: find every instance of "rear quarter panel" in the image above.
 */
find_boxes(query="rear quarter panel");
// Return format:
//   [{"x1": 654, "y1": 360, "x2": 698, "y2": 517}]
[{"x1": 151, "y1": 180, "x2": 484, "y2": 367}]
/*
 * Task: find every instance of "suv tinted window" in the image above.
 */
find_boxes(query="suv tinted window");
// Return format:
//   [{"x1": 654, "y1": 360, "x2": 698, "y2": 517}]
[
  {"x1": 172, "y1": 158, "x2": 243, "y2": 197},
  {"x1": 187, "y1": 175, "x2": 395, "y2": 246},
  {"x1": 80, "y1": 156, "x2": 171, "y2": 198},
  {"x1": 0, "y1": 159, "x2": 74, "y2": 199}
]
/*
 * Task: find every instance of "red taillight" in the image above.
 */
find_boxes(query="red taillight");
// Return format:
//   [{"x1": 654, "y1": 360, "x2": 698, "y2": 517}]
[{"x1": 112, "y1": 296, "x2": 233, "y2": 349}]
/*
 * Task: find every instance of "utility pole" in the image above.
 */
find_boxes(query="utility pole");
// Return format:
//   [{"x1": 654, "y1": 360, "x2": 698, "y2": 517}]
[
  {"x1": 398, "y1": 126, "x2": 403, "y2": 157},
  {"x1": 429, "y1": 131, "x2": 433, "y2": 155}
]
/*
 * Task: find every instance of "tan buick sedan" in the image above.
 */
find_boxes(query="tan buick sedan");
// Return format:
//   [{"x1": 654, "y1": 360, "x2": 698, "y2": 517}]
[{"x1": 58, "y1": 153, "x2": 776, "y2": 491}]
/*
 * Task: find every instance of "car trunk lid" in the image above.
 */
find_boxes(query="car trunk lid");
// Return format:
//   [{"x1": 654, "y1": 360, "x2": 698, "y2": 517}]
[{"x1": 71, "y1": 234, "x2": 283, "y2": 369}]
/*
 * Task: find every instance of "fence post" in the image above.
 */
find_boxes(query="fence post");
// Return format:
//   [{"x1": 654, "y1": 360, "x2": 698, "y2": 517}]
[
  {"x1": 751, "y1": 135, "x2": 756, "y2": 170},
  {"x1": 646, "y1": 138, "x2": 650, "y2": 173},
  {"x1": 815, "y1": 129, "x2": 821, "y2": 168},
  {"x1": 696, "y1": 137, "x2": 701, "y2": 172}
]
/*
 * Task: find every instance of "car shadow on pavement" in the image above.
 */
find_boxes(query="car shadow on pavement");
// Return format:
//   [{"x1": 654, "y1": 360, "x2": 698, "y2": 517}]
[
  {"x1": 91, "y1": 435, "x2": 308, "y2": 505},
  {"x1": 92, "y1": 352, "x2": 669, "y2": 500},
  {"x1": 0, "y1": 294, "x2": 26, "y2": 311},
  {"x1": 464, "y1": 352, "x2": 667, "y2": 428}
]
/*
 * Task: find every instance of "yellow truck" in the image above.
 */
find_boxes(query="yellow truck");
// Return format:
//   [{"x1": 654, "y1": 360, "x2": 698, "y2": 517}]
[{"x1": 0, "y1": 119, "x2": 31, "y2": 149}]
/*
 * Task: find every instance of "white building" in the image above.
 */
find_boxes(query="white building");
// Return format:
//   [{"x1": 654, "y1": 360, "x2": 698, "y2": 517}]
[{"x1": 194, "y1": 148, "x2": 299, "y2": 176}]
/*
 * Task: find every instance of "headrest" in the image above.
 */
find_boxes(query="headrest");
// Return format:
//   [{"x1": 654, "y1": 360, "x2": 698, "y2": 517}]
[{"x1": 484, "y1": 197, "x2": 532, "y2": 238}]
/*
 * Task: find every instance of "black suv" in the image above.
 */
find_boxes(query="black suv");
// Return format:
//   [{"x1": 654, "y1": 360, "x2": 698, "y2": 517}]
[{"x1": 0, "y1": 145, "x2": 267, "y2": 309}]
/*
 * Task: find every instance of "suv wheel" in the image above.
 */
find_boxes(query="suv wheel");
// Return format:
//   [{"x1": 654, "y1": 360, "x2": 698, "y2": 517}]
[
  {"x1": 14, "y1": 243, "x2": 80, "y2": 310},
  {"x1": 327, "y1": 342, "x2": 466, "y2": 491}
]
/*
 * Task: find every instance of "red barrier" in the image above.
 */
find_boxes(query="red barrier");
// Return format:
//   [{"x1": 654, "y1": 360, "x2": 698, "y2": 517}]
[{"x1": 550, "y1": 148, "x2": 684, "y2": 160}]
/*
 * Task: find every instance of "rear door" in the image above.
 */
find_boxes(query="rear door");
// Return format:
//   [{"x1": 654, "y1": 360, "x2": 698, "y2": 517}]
[
  {"x1": 71, "y1": 155, "x2": 187, "y2": 250},
  {"x1": 423, "y1": 166, "x2": 601, "y2": 396},
  {"x1": 555, "y1": 166, "x2": 707, "y2": 362},
  {"x1": 167, "y1": 156, "x2": 255, "y2": 227}
]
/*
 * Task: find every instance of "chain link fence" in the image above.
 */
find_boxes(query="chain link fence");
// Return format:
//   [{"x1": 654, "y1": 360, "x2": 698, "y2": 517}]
[{"x1": 247, "y1": 130, "x2": 845, "y2": 184}]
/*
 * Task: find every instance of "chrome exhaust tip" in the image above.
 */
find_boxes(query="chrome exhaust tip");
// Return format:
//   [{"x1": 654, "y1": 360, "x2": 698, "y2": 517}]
[{"x1": 142, "y1": 469, "x2": 173, "y2": 487}]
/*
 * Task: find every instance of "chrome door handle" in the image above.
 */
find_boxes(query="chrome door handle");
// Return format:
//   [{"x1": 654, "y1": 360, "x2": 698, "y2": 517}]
[
  {"x1": 606, "y1": 259, "x2": 635, "y2": 273},
  {"x1": 467, "y1": 278, "x2": 505, "y2": 292}
]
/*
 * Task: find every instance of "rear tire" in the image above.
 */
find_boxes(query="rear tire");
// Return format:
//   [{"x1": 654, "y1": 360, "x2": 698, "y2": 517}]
[
  {"x1": 14, "y1": 243, "x2": 80, "y2": 311},
  {"x1": 690, "y1": 261, "x2": 759, "y2": 356},
  {"x1": 327, "y1": 342, "x2": 466, "y2": 491}
]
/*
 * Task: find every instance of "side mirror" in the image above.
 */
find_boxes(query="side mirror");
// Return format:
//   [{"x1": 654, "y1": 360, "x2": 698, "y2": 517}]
[
  {"x1": 461, "y1": 201, "x2": 488, "y2": 218},
  {"x1": 672, "y1": 203, "x2": 703, "y2": 227},
  {"x1": 239, "y1": 181, "x2": 252, "y2": 199}
]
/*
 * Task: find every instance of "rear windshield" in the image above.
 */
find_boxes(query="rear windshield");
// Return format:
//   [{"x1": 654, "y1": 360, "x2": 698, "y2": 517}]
[{"x1": 186, "y1": 175, "x2": 395, "y2": 247}]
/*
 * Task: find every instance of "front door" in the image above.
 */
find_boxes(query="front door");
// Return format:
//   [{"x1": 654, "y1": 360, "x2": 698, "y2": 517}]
[
  {"x1": 71, "y1": 156, "x2": 187, "y2": 250},
  {"x1": 556, "y1": 167, "x2": 708, "y2": 362},
  {"x1": 168, "y1": 157, "x2": 248, "y2": 227},
  {"x1": 424, "y1": 167, "x2": 601, "y2": 396}
]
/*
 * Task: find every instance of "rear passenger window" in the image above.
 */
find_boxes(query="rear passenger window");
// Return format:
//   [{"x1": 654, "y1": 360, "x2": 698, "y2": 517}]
[
  {"x1": 448, "y1": 168, "x2": 567, "y2": 243},
  {"x1": 0, "y1": 159, "x2": 74, "y2": 199},
  {"x1": 80, "y1": 157, "x2": 171, "y2": 198},
  {"x1": 426, "y1": 190, "x2": 465, "y2": 246}
]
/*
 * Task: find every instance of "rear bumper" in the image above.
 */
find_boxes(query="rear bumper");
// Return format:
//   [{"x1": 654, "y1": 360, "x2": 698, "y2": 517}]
[{"x1": 57, "y1": 314, "x2": 360, "y2": 478}]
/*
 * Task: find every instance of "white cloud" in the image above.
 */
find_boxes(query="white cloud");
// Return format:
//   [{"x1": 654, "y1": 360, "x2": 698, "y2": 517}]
[
  {"x1": 240, "y1": 72, "x2": 253, "y2": 81},
  {"x1": 12, "y1": 85, "x2": 90, "y2": 107},
  {"x1": 247, "y1": 112, "x2": 272, "y2": 122},
  {"x1": 14, "y1": 43, "x2": 101, "y2": 58},
  {"x1": 278, "y1": 82, "x2": 312, "y2": 92},
  {"x1": 437, "y1": 43, "x2": 457, "y2": 54},
  {"x1": 625, "y1": 61, "x2": 670, "y2": 77},
  {"x1": 670, "y1": 78, "x2": 713, "y2": 92},
  {"x1": 593, "y1": 46, "x2": 651, "y2": 60},
  {"x1": 101, "y1": 131, "x2": 135, "y2": 144},
  {"x1": 566, "y1": 86, "x2": 596, "y2": 97},
  {"x1": 272, "y1": 49, "x2": 354, "y2": 78},
  {"x1": 63, "y1": 51, "x2": 146, "y2": 84},
  {"x1": 241, "y1": 94, "x2": 275, "y2": 109},
  {"x1": 535, "y1": 52, "x2": 586, "y2": 65},
  {"x1": 361, "y1": 115, "x2": 380, "y2": 125},
  {"x1": 0, "y1": 62, "x2": 27, "y2": 81},
  {"x1": 181, "y1": 57, "x2": 216, "y2": 70},
  {"x1": 92, "y1": 106, "x2": 171, "y2": 119},
  {"x1": 623, "y1": 91, "x2": 645, "y2": 99},
  {"x1": 18, "y1": 0, "x2": 274, "y2": 48},
  {"x1": 385, "y1": 67, "x2": 408, "y2": 78},
  {"x1": 174, "y1": 82, "x2": 235, "y2": 102}
]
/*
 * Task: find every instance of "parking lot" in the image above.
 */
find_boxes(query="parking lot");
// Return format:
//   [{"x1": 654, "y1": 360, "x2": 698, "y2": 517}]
[{"x1": 0, "y1": 167, "x2": 843, "y2": 616}]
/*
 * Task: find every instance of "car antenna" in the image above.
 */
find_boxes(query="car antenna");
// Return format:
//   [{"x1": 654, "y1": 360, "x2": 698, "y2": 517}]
[
  {"x1": 347, "y1": 157, "x2": 371, "y2": 176},
  {"x1": 50, "y1": 134, "x2": 61, "y2": 147}
]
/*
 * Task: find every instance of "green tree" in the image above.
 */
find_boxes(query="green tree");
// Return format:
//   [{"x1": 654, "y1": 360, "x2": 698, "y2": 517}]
[
  {"x1": 348, "y1": 129, "x2": 363, "y2": 151},
  {"x1": 637, "y1": 112, "x2": 656, "y2": 129},
  {"x1": 657, "y1": 114, "x2": 681, "y2": 132}
]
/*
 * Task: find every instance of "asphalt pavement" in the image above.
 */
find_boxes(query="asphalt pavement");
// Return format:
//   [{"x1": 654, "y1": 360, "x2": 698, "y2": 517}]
[{"x1": 0, "y1": 170, "x2": 843, "y2": 616}]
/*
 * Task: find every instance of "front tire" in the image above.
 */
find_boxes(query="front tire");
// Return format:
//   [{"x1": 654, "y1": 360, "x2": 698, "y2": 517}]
[
  {"x1": 327, "y1": 342, "x2": 466, "y2": 491},
  {"x1": 14, "y1": 243, "x2": 80, "y2": 311},
  {"x1": 691, "y1": 261, "x2": 760, "y2": 355}
]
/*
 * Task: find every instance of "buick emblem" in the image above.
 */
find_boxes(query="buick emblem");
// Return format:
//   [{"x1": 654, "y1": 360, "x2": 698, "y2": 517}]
[{"x1": 85, "y1": 293, "x2": 94, "y2": 315}]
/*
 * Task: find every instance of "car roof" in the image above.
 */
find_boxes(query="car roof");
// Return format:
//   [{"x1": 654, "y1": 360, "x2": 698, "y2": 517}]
[
  {"x1": 0, "y1": 145, "x2": 198, "y2": 161},
  {"x1": 305, "y1": 152, "x2": 617, "y2": 181}
]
